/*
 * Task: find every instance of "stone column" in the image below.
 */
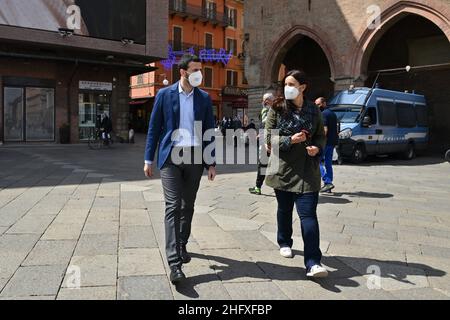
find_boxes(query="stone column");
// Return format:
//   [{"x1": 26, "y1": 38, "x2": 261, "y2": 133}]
[{"x1": 112, "y1": 71, "x2": 131, "y2": 141}]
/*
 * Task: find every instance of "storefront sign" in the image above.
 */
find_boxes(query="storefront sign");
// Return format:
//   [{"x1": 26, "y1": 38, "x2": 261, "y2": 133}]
[
  {"x1": 79, "y1": 81, "x2": 113, "y2": 91},
  {"x1": 162, "y1": 45, "x2": 233, "y2": 70},
  {"x1": 222, "y1": 86, "x2": 248, "y2": 97}
]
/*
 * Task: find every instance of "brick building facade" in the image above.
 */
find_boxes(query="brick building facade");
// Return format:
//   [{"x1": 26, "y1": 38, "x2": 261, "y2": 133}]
[
  {"x1": 0, "y1": 0, "x2": 168, "y2": 144},
  {"x1": 244, "y1": 0, "x2": 450, "y2": 145}
]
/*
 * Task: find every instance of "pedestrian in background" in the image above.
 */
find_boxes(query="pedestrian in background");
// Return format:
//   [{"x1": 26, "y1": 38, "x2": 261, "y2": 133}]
[
  {"x1": 315, "y1": 97, "x2": 339, "y2": 193},
  {"x1": 249, "y1": 92, "x2": 274, "y2": 195}
]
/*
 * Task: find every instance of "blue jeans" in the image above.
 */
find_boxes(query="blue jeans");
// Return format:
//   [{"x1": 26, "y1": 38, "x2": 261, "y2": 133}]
[
  {"x1": 320, "y1": 145, "x2": 334, "y2": 185},
  {"x1": 275, "y1": 190, "x2": 322, "y2": 269}
]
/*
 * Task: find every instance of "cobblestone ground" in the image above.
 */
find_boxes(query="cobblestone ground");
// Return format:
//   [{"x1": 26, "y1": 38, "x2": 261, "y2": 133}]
[{"x1": 0, "y1": 138, "x2": 449, "y2": 300}]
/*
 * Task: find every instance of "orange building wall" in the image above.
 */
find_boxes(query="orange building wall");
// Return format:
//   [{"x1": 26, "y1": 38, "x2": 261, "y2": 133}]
[{"x1": 130, "y1": 0, "x2": 246, "y2": 120}]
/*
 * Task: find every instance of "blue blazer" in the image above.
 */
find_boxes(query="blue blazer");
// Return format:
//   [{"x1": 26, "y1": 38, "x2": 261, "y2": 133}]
[{"x1": 144, "y1": 82, "x2": 216, "y2": 170}]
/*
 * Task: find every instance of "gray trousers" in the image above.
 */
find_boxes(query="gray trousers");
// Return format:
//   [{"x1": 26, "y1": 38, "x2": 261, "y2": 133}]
[{"x1": 160, "y1": 147, "x2": 204, "y2": 268}]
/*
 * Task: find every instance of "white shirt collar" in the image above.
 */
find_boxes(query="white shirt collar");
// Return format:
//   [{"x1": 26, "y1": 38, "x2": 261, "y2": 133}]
[{"x1": 178, "y1": 81, "x2": 194, "y2": 97}]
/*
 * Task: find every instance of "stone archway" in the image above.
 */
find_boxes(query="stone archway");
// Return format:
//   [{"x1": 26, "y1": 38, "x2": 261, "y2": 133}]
[
  {"x1": 350, "y1": 0, "x2": 450, "y2": 80},
  {"x1": 349, "y1": 0, "x2": 450, "y2": 146},
  {"x1": 263, "y1": 25, "x2": 338, "y2": 91}
]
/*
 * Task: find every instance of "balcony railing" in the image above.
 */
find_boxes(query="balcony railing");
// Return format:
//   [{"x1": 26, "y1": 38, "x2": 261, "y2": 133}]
[
  {"x1": 171, "y1": 41, "x2": 226, "y2": 53},
  {"x1": 169, "y1": 0, "x2": 229, "y2": 27}
]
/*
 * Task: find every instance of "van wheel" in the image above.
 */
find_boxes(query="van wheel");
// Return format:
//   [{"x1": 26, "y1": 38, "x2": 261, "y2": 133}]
[
  {"x1": 351, "y1": 144, "x2": 366, "y2": 164},
  {"x1": 446, "y1": 149, "x2": 450, "y2": 162},
  {"x1": 403, "y1": 143, "x2": 416, "y2": 160}
]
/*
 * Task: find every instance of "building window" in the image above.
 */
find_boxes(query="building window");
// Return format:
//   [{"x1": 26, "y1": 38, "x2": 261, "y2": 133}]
[
  {"x1": 137, "y1": 74, "x2": 144, "y2": 85},
  {"x1": 227, "y1": 70, "x2": 238, "y2": 86},
  {"x1": 205, "y1": 33, "x2": 213, "y2": 49},
  {"x1": 204, "y1": 1, "x2": 217, "y2": 20},
  {"x1": 204, "y1": 67, "x2": 213, "y2": 88},
  {"x1": 227, "y1": 38, "x2": 238, "y2": 56},
  {"x1": 173, "y1": 0, "x2": 186, "y2": 12},
  {"x1": 173, "y1": 26, "x2": 182, "y2": 51},
  {"x1": 242, "y1": 72, "x2": 248, "y2": 85},
  {"x1": 172, "y1": 65, "x2": 179, "y2": 83},
  {"x1": 226, "y1": 7, "x2": 237, "y2": 28}
]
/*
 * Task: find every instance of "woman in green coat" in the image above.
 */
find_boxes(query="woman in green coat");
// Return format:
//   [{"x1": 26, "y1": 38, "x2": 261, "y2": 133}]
[{"x1": 265, "y1": 70, "x2": 328, "y2": 278}]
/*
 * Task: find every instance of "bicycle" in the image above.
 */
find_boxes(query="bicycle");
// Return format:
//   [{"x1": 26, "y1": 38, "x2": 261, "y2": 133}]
[{"x1": 88, "y1": 128, "x2": 113, "y2": 150}]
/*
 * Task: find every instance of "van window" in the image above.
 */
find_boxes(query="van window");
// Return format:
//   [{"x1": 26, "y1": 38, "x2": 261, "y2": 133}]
[
  {"x1": 415, "y1": 105, "x2": 428, "y2": 127},
  {"x1": 378, "y1": 101, "x2": 397, "y2": 126},
  {"x1": 397, "y1": 103, "x2": 416, "y2": 128},
  {"x1": 366, "y1": 108, "x2": 377, "y2": 125}
]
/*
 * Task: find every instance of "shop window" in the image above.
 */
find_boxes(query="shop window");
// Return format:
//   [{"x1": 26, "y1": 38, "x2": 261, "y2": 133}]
[
  {"x1": 3, "y1": 87, "x2": 24, "y2": 141},
  {"x1": 3, "y1": 86, "x2": 54, "y2": 142},
  {"x1": 26, "y1": 88, "x2": 55, "y2": 141},
  {"x1": 79, "y1": 92, "x2": 111, "y2": 141}
]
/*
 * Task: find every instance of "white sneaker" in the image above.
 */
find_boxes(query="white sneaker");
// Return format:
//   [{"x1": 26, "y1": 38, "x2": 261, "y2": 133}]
[
  {"x1": 279, "y1": 247, "x2": 293, "y2": 258},
  {"x1": 307, "y1": 265, "x2": 329, "y2": 278}
]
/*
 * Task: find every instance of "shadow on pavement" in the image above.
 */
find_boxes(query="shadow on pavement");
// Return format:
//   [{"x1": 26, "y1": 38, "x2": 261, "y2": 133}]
[
  {"x1": 319, "y1": 196, "x2": 353, "y2": 205},
  {"x1": 332, "y1": 191, "x2": 394, "y2": 199},
  {"x1": 173, "y1": 252, "x2": 446, "y2": 298},
  {"x1": 344, "y1": 155, "x2": 447, "y2": 167}
]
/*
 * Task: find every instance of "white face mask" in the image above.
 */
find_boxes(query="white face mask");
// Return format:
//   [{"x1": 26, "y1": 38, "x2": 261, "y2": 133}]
[
  {"x1": 187, "y1": 71, "x2": 203, "y2": 87},
  {"x1": 284, "y1": 86, "x2": 300, "y2": 100}
]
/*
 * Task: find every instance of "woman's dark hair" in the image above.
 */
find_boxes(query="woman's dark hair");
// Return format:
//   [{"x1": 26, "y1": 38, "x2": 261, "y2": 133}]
[
  {"x1": 272, "y1": 70, "x2": 308, "y2": 114},
  {"x1": 178, "y1": 54, "x2": 201, "y2": 70},
  {"x1": 284, "y1": 69, "x2": 308, "y2": 87}
]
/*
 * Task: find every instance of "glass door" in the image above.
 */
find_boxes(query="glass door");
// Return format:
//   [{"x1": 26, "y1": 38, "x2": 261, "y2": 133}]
[
  {"x1": 25, "y1": 87, "x2": 55, "y2": 141},
  {"x1": 3, "y1": 86, "x2": 55, "y2": 142},
  {"x1": 3, "y1": 87, "x2": 24, "y2": 142}
]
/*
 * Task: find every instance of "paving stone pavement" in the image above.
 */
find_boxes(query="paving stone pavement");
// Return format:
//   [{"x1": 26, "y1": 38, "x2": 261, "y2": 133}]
[{"x1": 0, "y1": 139, "x2": 450, "y2": 300}]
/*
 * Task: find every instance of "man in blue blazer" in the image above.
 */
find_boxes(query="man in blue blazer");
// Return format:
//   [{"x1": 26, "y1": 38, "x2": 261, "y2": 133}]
[{"x1": 144, "y1": 54, "x2": 216, "y2": 284}]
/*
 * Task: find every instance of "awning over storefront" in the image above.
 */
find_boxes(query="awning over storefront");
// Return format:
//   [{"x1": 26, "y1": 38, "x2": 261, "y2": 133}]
[{"x1": 222, "y1": 86, "x2": 248, "y2": 108}]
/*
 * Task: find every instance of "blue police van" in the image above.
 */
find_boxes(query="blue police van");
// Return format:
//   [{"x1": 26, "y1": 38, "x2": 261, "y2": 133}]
[{"x1": 328, "y1": 87, "x2": 429, "y2": 163}]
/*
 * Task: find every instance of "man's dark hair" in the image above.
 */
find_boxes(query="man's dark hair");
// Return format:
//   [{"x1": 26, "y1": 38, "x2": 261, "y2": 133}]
[{"x1": 178, "y1": 54, "x2": 201, "y2": 71}]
